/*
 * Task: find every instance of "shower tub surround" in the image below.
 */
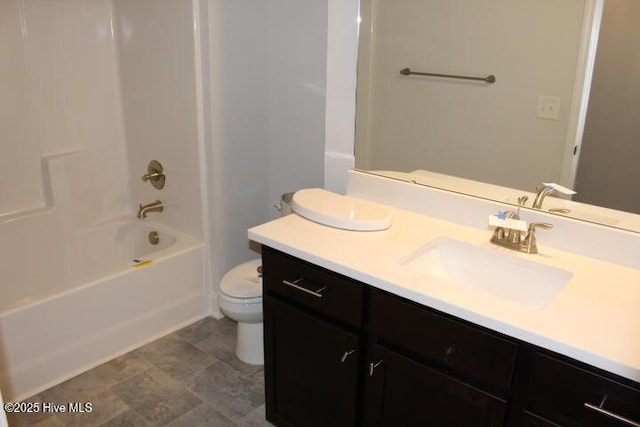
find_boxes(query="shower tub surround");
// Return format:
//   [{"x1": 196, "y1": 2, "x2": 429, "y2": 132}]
[{"x1": 0, "y1": 0, "x2": 209, "y2": 400}]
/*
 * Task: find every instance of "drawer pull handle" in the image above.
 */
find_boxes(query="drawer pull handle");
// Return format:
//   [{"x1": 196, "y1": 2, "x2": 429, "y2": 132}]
[
  {"x1": 282, "y1": 279, "x2": 327, "y2": 298},
  {"x1": 341, "y1": 349, "x2": 356, "y2": 363},
  {"x1": 369, "y1": 360, "x2": 384, "y2": 376},
  {"x1": 584, "y1": 402, "x2": 640, "y2": 427}
]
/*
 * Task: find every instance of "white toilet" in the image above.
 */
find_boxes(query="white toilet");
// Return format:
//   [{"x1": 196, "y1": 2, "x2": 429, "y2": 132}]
[{"x1": 218, "y1": 258, "x2": 264, "y2": 365}]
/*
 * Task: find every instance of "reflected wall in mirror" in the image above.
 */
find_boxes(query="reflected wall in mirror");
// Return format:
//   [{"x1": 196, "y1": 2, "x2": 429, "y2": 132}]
[
  {"x1": 574, "y1": 0, "x2": 640, "y2": 214},
  {"x1": 355, "y1": 0, "x2": 640, "y2": 232}
]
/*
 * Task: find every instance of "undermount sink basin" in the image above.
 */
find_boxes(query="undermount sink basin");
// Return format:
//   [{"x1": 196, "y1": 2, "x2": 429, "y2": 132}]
[
  {"x1": 291, "y1": 188, "x2": 392, "y2": 231},
  {"x1": 398, "y1": 237, "x2": 573, "y2": 308}
]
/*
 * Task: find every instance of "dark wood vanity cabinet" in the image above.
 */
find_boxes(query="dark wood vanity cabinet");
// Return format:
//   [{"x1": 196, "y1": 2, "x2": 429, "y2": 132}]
[
  {"x1": 264, "y1": 297, "x2": 360, "y2": 427},
  {"x1": 262, "y1": 247, "x2": 364, "y2": 427},
  {"x1": 362, "y1": 344, "x2": 508, "y2": 426},
  {"x1": 524, "y1": 353, "x2": 640, "y2": 427},
  {"x1": 261, "y1": 247, "x2": 640, "y2": 427},
  {"x1": 370, "y1": 290, "x2": 517, "y2": 393},
  {"x1": 363, "y1": 291, "x2": 514, "y2": 426}
]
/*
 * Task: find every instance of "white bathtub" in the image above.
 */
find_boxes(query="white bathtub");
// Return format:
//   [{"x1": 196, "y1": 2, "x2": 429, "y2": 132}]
[{"x1": 0, "y1": 219, "x2": 208, "y2": 401}]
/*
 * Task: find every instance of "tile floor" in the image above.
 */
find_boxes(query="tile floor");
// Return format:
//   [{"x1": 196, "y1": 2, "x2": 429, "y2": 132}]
[{"x1": 7, "y1": 317, "x2": 271, "y2": 427}]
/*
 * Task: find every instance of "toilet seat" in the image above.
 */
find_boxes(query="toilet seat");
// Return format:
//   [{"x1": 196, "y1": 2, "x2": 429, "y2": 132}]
[{"x1": 220, "y1": 259, "x2": 262, "y2": 299}]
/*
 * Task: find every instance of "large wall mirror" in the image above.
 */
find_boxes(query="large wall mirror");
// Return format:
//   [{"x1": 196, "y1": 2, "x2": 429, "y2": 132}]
[{"x1": 354, "y1": 0, "x2": 640, "y2": 232}]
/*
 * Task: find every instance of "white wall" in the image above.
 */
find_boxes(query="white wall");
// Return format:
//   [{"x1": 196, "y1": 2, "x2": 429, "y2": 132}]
[
  {"x1": 324, "y1": 0, "x2": 359, "y2": 194},
  {"x1": 206, "y1": 0, "x2": 328, "y2": 299},
  {"x1": 267, "y1": 0, "x2": 328, "y2": 207},
  {"x1": 207, "y1": 0, "x2": 270, "y2": 296},
  {"x1": 355, "y1": 0, "x2": 586, "y2": 191}
]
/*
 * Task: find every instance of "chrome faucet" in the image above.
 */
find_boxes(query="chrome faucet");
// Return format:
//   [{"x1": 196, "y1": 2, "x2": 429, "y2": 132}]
[
  {"x1": 137, "y1": 200, "x2": 163, "y2": 219},
  {"x1": 532, "y1": 185, "x2": 556, "y2": 209}
]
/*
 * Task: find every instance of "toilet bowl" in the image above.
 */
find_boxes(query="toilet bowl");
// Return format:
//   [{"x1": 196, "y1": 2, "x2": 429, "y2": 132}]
[{"x1": 218, "y1": 258, "x2": 263, "y2": 365}]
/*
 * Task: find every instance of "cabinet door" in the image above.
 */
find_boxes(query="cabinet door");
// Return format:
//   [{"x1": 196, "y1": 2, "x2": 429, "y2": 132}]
[
  {"x1": 264, "y1": 296, "x2": 360, "y2": 427},
  {"x1": 363, "y1": 345, "x2": 507, "y2": 427}
]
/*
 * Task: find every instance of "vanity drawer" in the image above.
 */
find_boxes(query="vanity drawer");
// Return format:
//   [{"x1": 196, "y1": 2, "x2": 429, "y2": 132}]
[
  {"x1": 262, "y1": 247, "x2": 364, "y2": 328},
  {"x1": 370, "y1": 291, "x2": 517, "y2": 392},
  {"x1": 527, "y1": 353, "x2": 640, "y2": 427}
]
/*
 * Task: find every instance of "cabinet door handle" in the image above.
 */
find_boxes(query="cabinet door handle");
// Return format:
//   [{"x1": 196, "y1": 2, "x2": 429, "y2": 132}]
[
  {"x1": 584, "y1": 402, "x2": 640, "y2": 427},
  {"x1": 341, "y1": 349, "x2": 356, "y2": 363},
  {"x1": 369, "y1": 360, "x2": 384, "y2": 376},
  {"x1": 282, "y1": 278, "x2": 327, "y2": 298}
]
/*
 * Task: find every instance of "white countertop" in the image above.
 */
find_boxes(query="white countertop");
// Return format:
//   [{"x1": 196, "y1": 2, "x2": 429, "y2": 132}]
[{"x1": 249, "y1": 206, "x2": 640, "y2": 383}]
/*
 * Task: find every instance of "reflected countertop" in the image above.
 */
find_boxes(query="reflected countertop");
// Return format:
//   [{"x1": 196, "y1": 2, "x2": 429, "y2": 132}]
[{"x1": 366, "y1": 169, "x2": 640, "y2": 233}]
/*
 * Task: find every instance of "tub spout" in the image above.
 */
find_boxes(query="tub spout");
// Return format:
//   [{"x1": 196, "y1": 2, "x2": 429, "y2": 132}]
[{"x1": 137, "y1": 200, "x2": 163, "y2": 219}]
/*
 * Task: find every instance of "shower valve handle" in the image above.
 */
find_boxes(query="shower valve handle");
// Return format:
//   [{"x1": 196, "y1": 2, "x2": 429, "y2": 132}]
[
  {"x1": 142, "y1": 171, "x2": 164, "y2": 182},
  {"x1": 142, "y1": 160, "x2": 165, "y2": 189}
]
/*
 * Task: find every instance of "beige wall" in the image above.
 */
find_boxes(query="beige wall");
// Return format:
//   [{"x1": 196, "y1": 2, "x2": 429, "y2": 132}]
[
  {"x1": 356, "y1": 0, "x2": 586, "y2": 191},
  {"x1": 575, "y1": 0, "x2": 640, "y2": 213}
]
